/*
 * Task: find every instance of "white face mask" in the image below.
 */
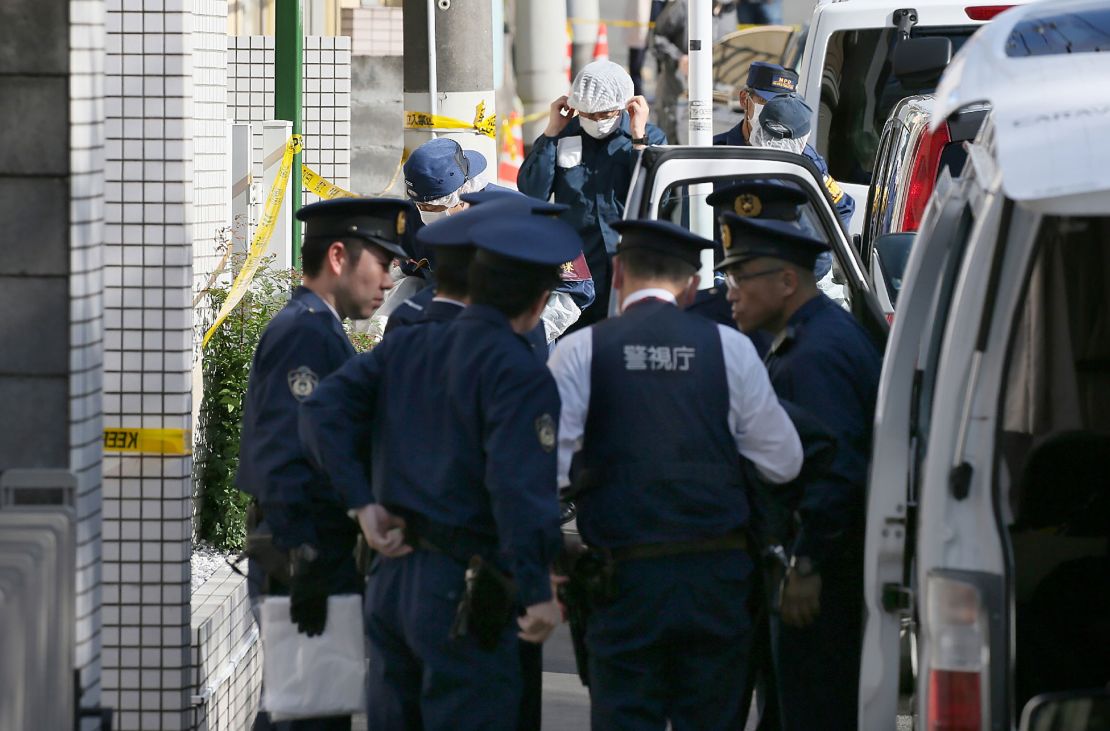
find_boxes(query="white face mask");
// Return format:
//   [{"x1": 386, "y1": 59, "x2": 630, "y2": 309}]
[
  {"x1": 418, "y1": 209, "x2": 449, "y2": 225},
  {"x1": 747, "y1": 100, "x2": 765, "y2": 132},
  {"x1": 580, "y1": 115, "x2": 621, "y2": 139}
]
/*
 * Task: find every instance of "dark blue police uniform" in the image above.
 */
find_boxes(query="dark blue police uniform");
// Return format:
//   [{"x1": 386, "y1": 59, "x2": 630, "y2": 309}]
[
  {"x1": 518, "y1": 112, "x2": 667, "y2": 327},
  {"x1": 237, "y1": 197, "x2": 415, "y2": 731},
  {"x1": 299, "y1": 214, "x2": 582, "y2": 731},
  {"x1": 548, "y1": 220, "x2": 804, "y2": 730},
  {"x1": 718, "y1": 214, "x2": 881, "y2": 731}
]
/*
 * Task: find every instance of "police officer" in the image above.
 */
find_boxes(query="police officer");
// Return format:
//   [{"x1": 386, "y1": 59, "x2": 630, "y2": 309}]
[
  {"x1": 384, "y1": 191, "x2": 594, "y2": 355},
  {"x1": 519, "y1": 60, "x2": 667, "y2": 328},
  {"x1": 546, "y1": 219, "x2": 803, "y2": 730},
  {"x1": 714, "y1": 62, "x2": 855, "y2": 228},
  {"x1": 376, "y1": 195, "x2": 571, "y2": 731},
  {"x1": 236, "y1": 197, "x2": 414, "y2": 731},
  {"x1": 717, "y1": 214, "x2": 882, "y2": 731},
  {"x1": 299, "y1": 214, "x2": 581, "y2": 730}
]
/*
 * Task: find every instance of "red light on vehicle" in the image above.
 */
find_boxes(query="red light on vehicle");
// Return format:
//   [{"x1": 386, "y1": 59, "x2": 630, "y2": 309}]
[
  {"x1": 886, "y1": 312, "x2": 896, "y2": 325},
  {"x1": 928, "y1": 669, "x2": 982, "y2": 731},
  {"x1": 901, "y1": 123, "x2": 952, "y2": 232},
  {"x1": 965, "y1": 5, "x2": 1014, "y2": 21}
]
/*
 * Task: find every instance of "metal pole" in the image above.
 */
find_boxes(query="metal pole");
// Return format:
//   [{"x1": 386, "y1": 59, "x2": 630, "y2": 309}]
[
  {"x1": 515, "y1": 0, "x2": 568, "y2": 146},
  {"x1": 403, "y1": 0, "x2": 496, "y2": 169},
  {"x1": 426, "y1": 0, "x2": 438, "y2": 119},
  {"x1": 275, "y1": 0, "x2": 303, "y2": 269},
  {"x1": 688, "y1": 0, "x2": 715, "y2": 286},
  {"x1": 566, "y1": 0, "x2": 600, "y2": 79}
]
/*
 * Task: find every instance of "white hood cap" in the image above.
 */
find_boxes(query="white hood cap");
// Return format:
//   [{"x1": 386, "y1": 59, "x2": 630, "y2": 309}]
[{"x1": 568, "y1": 60, "x2": 634, "y2": 114}]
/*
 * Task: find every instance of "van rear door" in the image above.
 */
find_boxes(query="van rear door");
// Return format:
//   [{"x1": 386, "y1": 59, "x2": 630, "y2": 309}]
[{"x1": 859, "y1": 169, "x2": 982, "y2": 728}]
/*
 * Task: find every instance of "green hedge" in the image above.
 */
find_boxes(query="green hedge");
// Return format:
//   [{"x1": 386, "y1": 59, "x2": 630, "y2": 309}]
[{"x1": 194, "y1": 257, "x2": 381, "y2": 550}]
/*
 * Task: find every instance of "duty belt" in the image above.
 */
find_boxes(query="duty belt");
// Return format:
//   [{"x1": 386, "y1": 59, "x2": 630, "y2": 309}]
[
  {"x1": 609, "y1": 531, "x2": 748, "y2": 563},
  {"x1": 400, "y1": 513, "x2": 499, "y2": 566}
]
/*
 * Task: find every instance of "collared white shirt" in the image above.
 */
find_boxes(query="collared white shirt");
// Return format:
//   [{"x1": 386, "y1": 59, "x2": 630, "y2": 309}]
[{"x1": 547, "y1": 289, "x2": 803, "y2": 489}]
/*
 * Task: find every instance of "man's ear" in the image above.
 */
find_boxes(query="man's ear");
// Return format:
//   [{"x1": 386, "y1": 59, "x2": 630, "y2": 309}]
[
  {"x1": 326, "y1": 240, "x2": 348, "y2": 276},
  {"x1": 781, "y1": 265, "x2": 801, "y2": 298},
  {"x1": 612, "y1": 254, "x2": 625, "y2": 291},
  {"x1": 678, "y1": 274, "x2": 701, "y2": 307}
]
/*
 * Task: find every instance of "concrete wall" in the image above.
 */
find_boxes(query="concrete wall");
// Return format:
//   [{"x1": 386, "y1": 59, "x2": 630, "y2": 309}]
[
  {"x1": 350, "y1": 56, "x2": 404, "y2": 197},
  {"x1": 0, "y1": 1, "x2": 107, "y2": 726}
]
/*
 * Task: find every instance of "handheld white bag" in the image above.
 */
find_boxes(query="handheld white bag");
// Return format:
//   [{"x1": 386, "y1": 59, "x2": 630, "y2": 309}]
[{"x1": 260, "y1": 594, "x2": 366, "y2": 721}]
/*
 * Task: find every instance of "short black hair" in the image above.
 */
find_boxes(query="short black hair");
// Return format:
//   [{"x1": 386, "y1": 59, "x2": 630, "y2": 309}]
[
  {"x1": 301, "y1": 236, "x2": 366, "y2": 277},
  {"x1": 431, "y1": 245, "x2": 475, "y2": 299},
  {"x1": 469, "y1": 251, "x2": 561, "y2": 318},
  {"x1": 618, "y1": 248, "x2": 697, "y2": 283}
]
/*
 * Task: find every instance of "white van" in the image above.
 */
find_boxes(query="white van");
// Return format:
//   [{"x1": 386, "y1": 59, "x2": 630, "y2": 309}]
[
  {"x1": 794, "y1": 0, "x2": 1034, "y2": 234},
  {"x1": 861, "y1": 2, "x2": 1110, "y2": 730}
]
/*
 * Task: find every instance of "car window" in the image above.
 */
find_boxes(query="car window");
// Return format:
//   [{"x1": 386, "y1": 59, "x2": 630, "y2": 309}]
[
  {"x1": 817, "y1": 28, "x2": 975, "y2": 186},
  {"x1": 1006, "y1": 6, "x2": 1110, "y2": 57}
]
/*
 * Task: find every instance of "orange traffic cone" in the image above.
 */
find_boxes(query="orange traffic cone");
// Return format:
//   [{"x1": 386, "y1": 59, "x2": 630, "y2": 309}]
[
  {"x1": 498, "y1": 111, "x2": 525, "y2": 187},
  {"x1": 565, "y1": 21, "x2": 573, "y2": 83},
  {"x1": 593, "y1": 22, "x2": 609, "y2": 62}
]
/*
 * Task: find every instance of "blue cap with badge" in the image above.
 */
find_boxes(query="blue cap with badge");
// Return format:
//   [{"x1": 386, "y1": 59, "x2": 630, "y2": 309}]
[
  {"x1": 611, "y1": 219, "x2": 713, "y2": 269},
  {"x1": 417, "y1": 196, "x2": 569, "y2": 248},
  {"x1": 296, "y1": 196, "x2": 417, "y2": 258},
  {"x1": 746, "y1": 62, "x2": 799, "y2": 101},
  {"x1": 468, "y1": 215, "x2": 584, "y2": 266},
  {"x1": 403, "y1": 138, "x2": 489, "y2": 202},
  {"x1": 716, "y1": 214, "x2": 829, "y2": 271},
  {"x1": 706, "y1": 181, "x2": 808, "y2": 221},
  {"x1": 759, "y1": 94, "x2": 813, "y2": 139}
]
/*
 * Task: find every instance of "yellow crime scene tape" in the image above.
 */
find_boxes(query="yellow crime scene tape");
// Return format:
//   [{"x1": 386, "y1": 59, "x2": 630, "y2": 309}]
[
  {"x1": 404, "y1": 101, "x2": 497, "y2": 139},
  {"x1": 568, "y1": 17, "x2": 654, "y2": 29},
  {"x1": 103, "y1": 428, "x2": 191, "y2": 455},
  {"x1": 302, "y1": 164, "x2": 357, "y2": 199},
  {"x1": 202, "y1": 134, "x2": 302, "y2": 349}
]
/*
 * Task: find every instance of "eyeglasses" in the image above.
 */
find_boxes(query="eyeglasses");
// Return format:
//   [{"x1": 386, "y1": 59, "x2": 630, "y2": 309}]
[
  {"x1": 725, "y1": 267, "x2": 784, "y2": 288},
  {"x1": 579, "y1": 109, "x2": 622, "y2": 121}
]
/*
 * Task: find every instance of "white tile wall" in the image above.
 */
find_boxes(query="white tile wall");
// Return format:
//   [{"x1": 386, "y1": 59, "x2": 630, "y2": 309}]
[
  {"x1": 227, "y1": 35, "x2": 352, "y2": 204},
  {"x1": 103, "y1": 1, "x2": 197, "y2": 728},
  {"x1": 342, "y1": 6, "x2": 404, "y2": 57}
]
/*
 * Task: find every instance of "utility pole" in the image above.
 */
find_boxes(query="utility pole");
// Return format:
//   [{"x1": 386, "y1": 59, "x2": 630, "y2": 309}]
[
  {"x1": 566, "y1": 0, "x2": 600, "y2": 79},
  {"x1": 403, "y1": 0, "x2": 497, "y2": 169},
  {"x1": 515, "y1": 0, "x2": 568, "y2": 146},
  {"x1": 275, "y1": 0, "x2": 303, "y2": 267},
  {"x1": 688, "y1": 0, "x2": 715, "y2": 286}
]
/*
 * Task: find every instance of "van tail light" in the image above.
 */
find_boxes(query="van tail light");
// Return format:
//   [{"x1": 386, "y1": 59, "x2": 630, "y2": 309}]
[
  {"x1": 926, "y1": 575, "x2": 989, "y2": 731},
  {"x1": 886, "y1": 312, "x2": 896, "y2": 325},
  {"x1": 901, "y1": 123, "x2": 951, "y2": 232},
  {"x1": 965, "y1": 6, "x2": 1014, "y2": 21}
]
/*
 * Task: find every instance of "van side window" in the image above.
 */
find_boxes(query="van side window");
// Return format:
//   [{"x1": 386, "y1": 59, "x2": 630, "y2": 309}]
[
  {"x1": 997, "y1": 216, "x2": 1110, "y2": 712},
  {"x1": 817, "y1": 29, "x2": 973, "y2": 186}
]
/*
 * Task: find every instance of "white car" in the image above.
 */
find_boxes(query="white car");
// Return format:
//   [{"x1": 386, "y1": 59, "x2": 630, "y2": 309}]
[
  {"x1": 860, "y1": 2, "x2": 1110, "y2": 729},
  {"x1": 794, "y1": 0, "x2": 1035, "y2": 236}
]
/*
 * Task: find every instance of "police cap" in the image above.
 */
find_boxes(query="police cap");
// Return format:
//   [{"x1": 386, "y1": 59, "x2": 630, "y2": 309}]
[
  {"x1": 705, "y1": 181, "x2": 808, "y2": 221},
  {"x1": 296, "y1": 197, "x2": 416, "y2": 258},
  {"x1": 417, "y1": 196, "x2": 568, "y2": 248},
  {"x1": 716, "y1": 214, "x2": 829, "y2": 271},
  {"x1": 460, "y1": 188, "x2": 570, "y2": 216},
  {"x1": 611, "y1": 219, "x2": 713, "y2": 269},
  {"x1": 468, "y1": 215, "x2": 583, "y2": 266},
  {"x1": 746, "y1": 62, "x2": 799, "y2": 101},
  {"x1": 760, "y1": 94, "x2": 813, "y2": 140},
  {"x1": 404, "y1": 138, "x2": 488, "y2": 202}
]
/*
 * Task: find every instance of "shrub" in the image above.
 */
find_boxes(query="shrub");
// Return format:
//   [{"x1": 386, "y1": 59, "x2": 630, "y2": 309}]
[{"x1": 194, "y1": 256, "x2": 299, "y2": 550}]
